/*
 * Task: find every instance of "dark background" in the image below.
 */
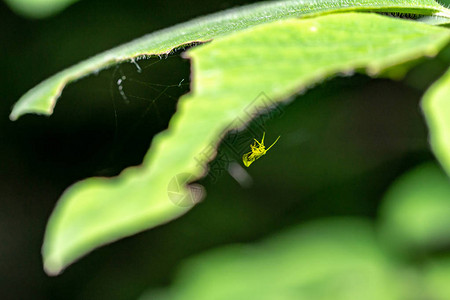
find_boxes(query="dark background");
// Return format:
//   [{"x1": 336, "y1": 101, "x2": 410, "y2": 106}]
[{"x1": 1, "y1": 1, "x2": 448, "y2": 299}]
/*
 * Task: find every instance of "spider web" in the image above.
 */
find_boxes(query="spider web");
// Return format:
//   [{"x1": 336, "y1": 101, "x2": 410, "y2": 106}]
[
  {"x1": 110, "y1": 55, "x2": 188, "y2": 136},
  {"x1": 95, "y1": 51, "x2": 191, "y2": 176}
]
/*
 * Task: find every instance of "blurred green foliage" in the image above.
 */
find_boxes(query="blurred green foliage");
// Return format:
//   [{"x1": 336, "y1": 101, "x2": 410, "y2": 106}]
[
  {"x1": 3, "y1": 0, "x2": 79, "y2": 18},
  {"x1": 424, "y1": 256, "x2": 450, "y2": 300},
  {"x1": 422, "y1": 68, "x2": 450, "y2": 177},
  {"x1": 140, "y1": 163, "x2": 450, "y2": 300},
  {"x1": 379, "y1": 162, "x2": 450, "y2": 253}
]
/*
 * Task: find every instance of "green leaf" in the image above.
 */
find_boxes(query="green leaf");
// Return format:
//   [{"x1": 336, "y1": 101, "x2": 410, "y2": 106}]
[
  {"x1": 423, "y1": 256, "x2": 450, "y2": 300},
  {"x1": 422, "y1": 67, "x2": 450, "y2": 175},
  {"x1": 378, "y1": 162, "x2": 450, "y2": 253},
  {"x1": 3, "y1": 0, "x2": 79, "y2": 18},
  {"x1": 42, "y1": 13, "x2": 450, "y2": 275},
  {"x1": 140, "y1": 219, "x2": 404, "y2": 300},
  {"x1": 9, "y1": 0, "x2": 450, "y2": 120}
]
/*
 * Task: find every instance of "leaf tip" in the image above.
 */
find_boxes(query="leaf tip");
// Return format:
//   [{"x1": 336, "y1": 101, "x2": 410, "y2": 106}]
[
  {"x1": 9, "y1": 104, "x2": 54, "y2": 121},
  {"x1": 43, "y1": 254, "x2": 64, "y2": 276},
  {"x1": 9, "y1": 112, "x2": 19, "y2": 122}
]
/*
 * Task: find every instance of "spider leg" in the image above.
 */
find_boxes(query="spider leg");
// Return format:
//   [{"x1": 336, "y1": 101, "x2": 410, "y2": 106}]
[
  {"x1": 253, "y1": 138, "x2": 263, "y2": 147},
  {"x1": 266, "y1": 136, "x2": 281, "y2": 151}
]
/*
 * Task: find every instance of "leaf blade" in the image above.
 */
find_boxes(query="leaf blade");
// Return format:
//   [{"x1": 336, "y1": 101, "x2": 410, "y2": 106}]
[
  {"x1": 379, "y1": 163, "x2": 450, "y2": 253},
  {"x1": 422, "y1": 67, "x2": 450, "y2": 176},
  {"x1": 10, "y1": 0, "x2": 450, "y2": 120}
]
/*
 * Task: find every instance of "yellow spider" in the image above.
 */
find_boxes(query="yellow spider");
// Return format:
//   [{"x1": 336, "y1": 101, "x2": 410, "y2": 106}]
[{"x1": 242, "y1": 132, "x2": 280, "y2": 167}]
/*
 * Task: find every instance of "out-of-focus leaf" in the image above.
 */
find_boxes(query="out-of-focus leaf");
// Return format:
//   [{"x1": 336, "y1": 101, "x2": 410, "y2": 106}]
[
  {"x1": 9, "y1": 0, "x2": 450, "y2": 120},
  {"x1": 422, "y1": 67, "x2": 450, "y2": 176},
  {"x1": 379, "y1": 162, "x2": 450, "y2": 252},
  {"x1": 42, "y1": 13, "x2": 450, "y2": 276},
  {"x1": 3, "y1": 0, "x2": 78, "y2": 18},
  {"x1": 423, "y1": 256, "x2": 450, "y2": 300},
  {"x1": 140, "y1": 219, "x2": 404, "y2": 300}
]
